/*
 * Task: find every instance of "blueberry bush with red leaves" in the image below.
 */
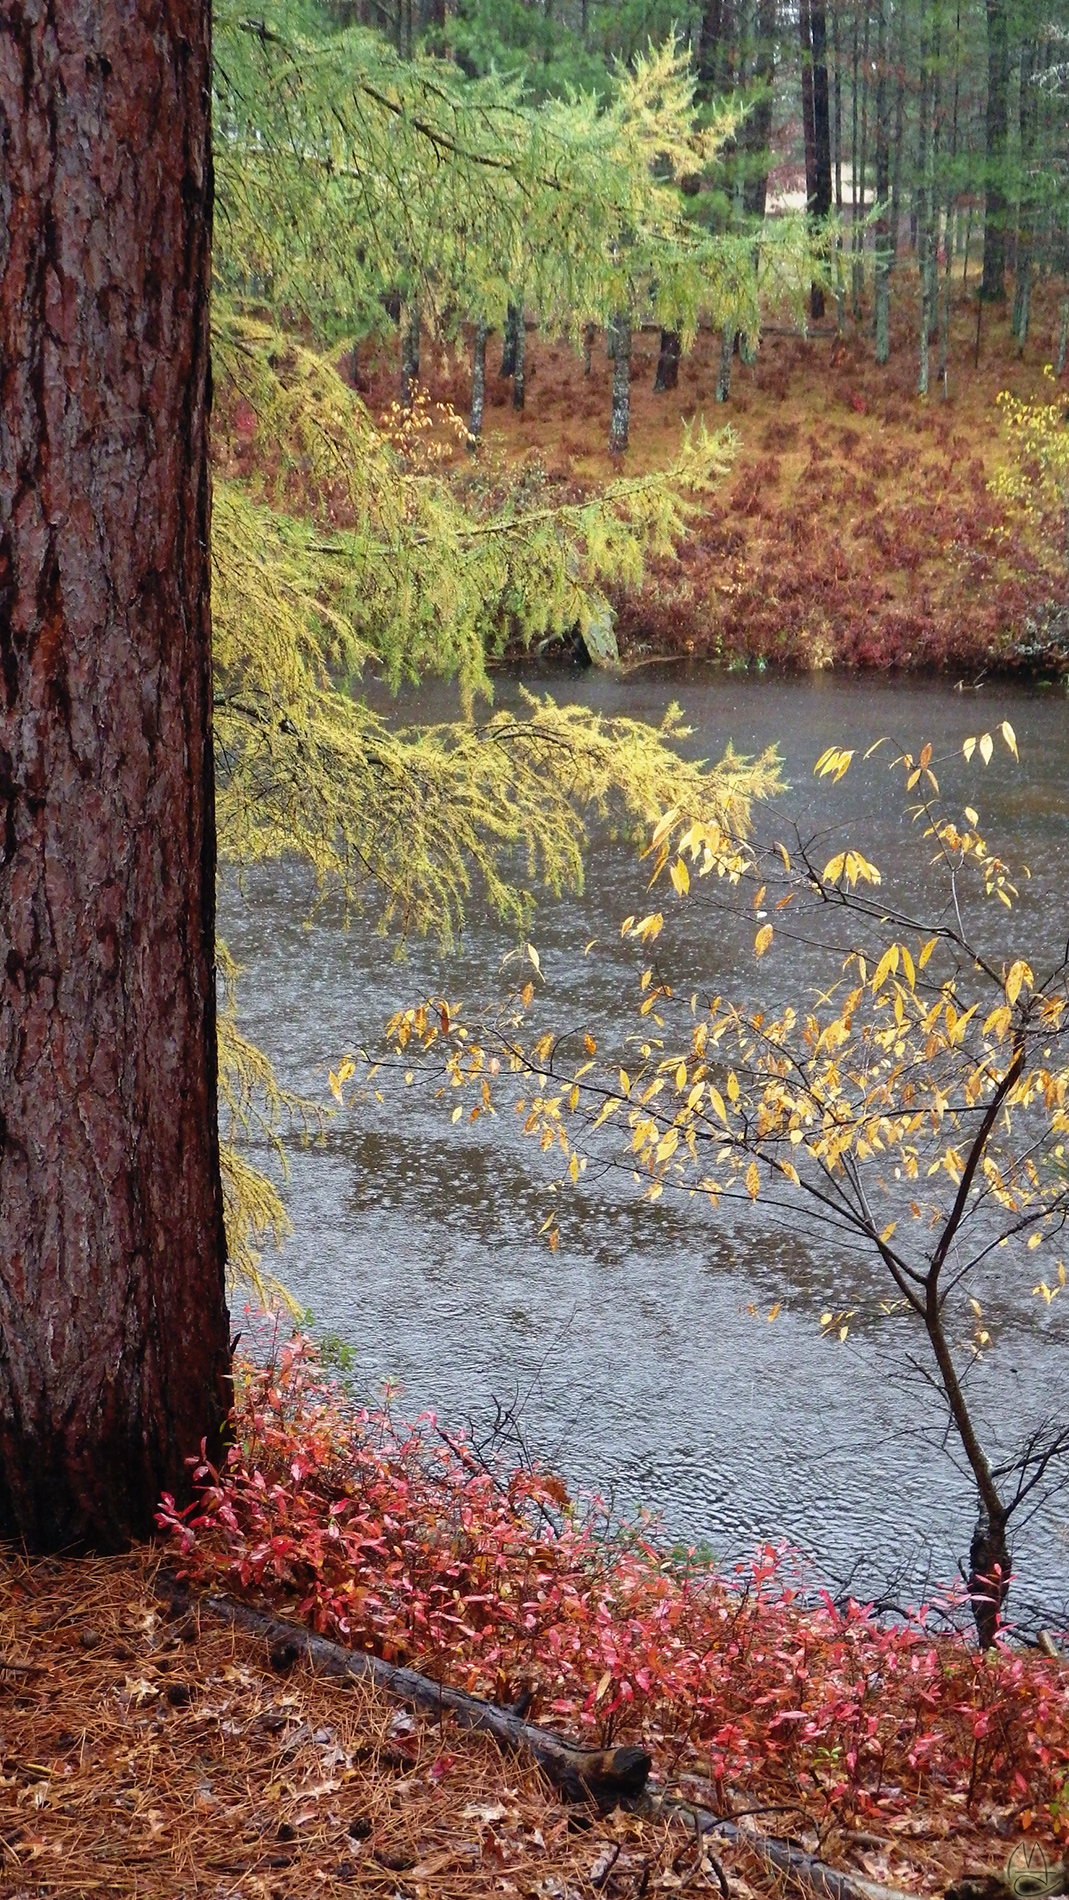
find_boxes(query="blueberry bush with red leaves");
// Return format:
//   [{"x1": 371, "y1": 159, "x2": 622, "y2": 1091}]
[{"x1": 159, "y1": 1331, "x2": 1069, "y2": 1845}]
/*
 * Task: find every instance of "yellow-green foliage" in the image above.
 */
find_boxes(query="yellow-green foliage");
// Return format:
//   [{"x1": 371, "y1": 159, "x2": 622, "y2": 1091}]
[
  {"x1": 213, "y1": 6, "x2": 812, "y2": 345},
  {"x1": 993, "y1": 372, "x2": 1069, "y2": 557}
]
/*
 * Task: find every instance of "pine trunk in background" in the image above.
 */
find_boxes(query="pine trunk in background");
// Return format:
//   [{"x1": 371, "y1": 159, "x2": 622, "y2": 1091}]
[
  {"x1": 499, "y1": 301, "x2": 520, "y2": 378},
  {"x1": 801, "y1": 0, "x2": 831, "y2": 318},
  {"x1": 980, "y1": 0, "x2": 1010, "y2": 300},
  {"x1": 1012, "y1": 42, "x2": 1037, "y2": 347},
  {"x1": 852, "y1": 6, "x2": 871, "y2": 316},
  {"x1": 468, "y1": 319, "x2": 487, "y2": 444},
  {"x1": 741, "y1": 0, "x2": 777, "y2": 219},
  {"x1": 401, "y1": 305, "x2": 421, "y2": 406},
  {"x1": 653, "y1": 328, "x2": 681, "y2": 390},
  {"x1": 917, "y1": 13, "x2": 935, "y2": 394},
  {"x1": 0, "y1": 0, "x2": 231, "y2": 1550},
  {"x1": 890, "y1": 1, "x2": 906, "y2": 267},
  {"x1": 715, "y1": 322, "x2": 735, "y2": 401},
  {"x1": 873, "y1": 0, "x2": 892, "y2": 362},
  {"x1": 512, "y1": 309, "x2": 526, "y2": 411},
  {"x1": 608, "y1": 314, "x2": 631, "y2": 451}
]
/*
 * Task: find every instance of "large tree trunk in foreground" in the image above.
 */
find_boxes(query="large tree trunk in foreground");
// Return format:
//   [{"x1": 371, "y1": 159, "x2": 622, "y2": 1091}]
[{"x1": 0, "y1": 0, "x2": 231, "y2": 1551}]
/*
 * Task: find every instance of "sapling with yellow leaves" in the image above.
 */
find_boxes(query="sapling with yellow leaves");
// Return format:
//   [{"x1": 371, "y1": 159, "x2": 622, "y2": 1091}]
[{"x1": 374, "y1": 723, "x2": 1069, "y2": 1645}]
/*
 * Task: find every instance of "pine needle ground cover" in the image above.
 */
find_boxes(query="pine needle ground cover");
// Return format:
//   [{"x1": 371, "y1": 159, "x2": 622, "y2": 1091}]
[
  {"x1": 352, "y1": 281, "x2": 1069, "y2": 676},
  {"x1": 146, "y1": 1334, "x2": 1069, "y2": 1892}
]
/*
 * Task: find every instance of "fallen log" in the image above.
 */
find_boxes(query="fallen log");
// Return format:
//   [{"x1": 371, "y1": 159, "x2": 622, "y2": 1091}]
[
  {"x1": 641, "y1": 1791, "x2": 923, "y2": 1900},
  {"x1": 157, "y1": 1577, "x2": 649, "y2": 1810}
]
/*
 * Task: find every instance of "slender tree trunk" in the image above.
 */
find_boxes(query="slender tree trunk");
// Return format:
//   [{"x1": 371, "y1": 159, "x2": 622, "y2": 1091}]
[
  {"x1": 873, "y1": 0, "x2": 892, "y2": 362},
  {"x1": 512, "y1": 309, "x2": 527, "y2": 411},
  {"x1": 832, "y1": 1, "x2": 846, "y2": 330},
  {"x1": 716, "y1": 322, "x2": 735, "y2": 400},
  {"x1": 1013, "y1": 42, "x2": 1037, "y2": 347},
  {"x1": 0, "y1": 0, "x2": 231, "y2": 1550},
  {"x1": 918, "y1": 16, "x2": 935, "y2": 394},
  {"x1": 653, "y1": 328, "x2": 681, "y2": 390},
  {"x1": 583, "y1": 322, "x2": 595, "y2": 374},
  {"x1": 801, "y1": 0, "x2": 832, "y2": 318},
  {"x1": 853, "y1": 6, "x2": 871, "y2": 316},
  {"x1": 890, "y1": 0, "x2": 906, "y2": 266},
  {"x1": 401, "y1": 304, "x2": 421, "y2": 407},
  {"x1": 608, "y1": 313, "x2": 631, "y2": 451},
  {"x1": 1056, "y1": 291, "x2": 1069, "y2": 376},
  {"x1": 980, "y1": 0, "x2": 1010, "y2": 300},
  {"x1": 938, "y1": 0, "x2": 961, "y2": 389},
  {"x1": 742, "y1": 0, "x2": 777, "y2": 218},
  {"x1": 811, "y1": 2, "x2": 833, "y2": 319},
  {"x1": 468, "y1": 319, "x2": 487, "y2": 444},
  {"x1": 500, "y1": 301, "x2": 520, "y2": 378}
]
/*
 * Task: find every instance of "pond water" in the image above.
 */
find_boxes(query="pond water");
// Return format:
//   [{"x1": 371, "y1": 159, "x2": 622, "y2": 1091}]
[{"x1": 220, "y1": 668, "x2": 1069, "y2": 1631}]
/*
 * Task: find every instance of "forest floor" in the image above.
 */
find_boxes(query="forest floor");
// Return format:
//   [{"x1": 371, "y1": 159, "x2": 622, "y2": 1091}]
[
  {"x1": 355, "y1": 269, "x2": 1069, "y2": 675},
  {"x1": 0, "y1": 1546, "x2": 1055, "y2": 1900}
]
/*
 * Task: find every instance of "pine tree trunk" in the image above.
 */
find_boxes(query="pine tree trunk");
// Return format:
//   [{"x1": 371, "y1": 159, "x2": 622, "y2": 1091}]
[
  {"x1": 918, "y1": 17, "x2": 935, "y2": 395},
  {"x1": 468, "y1": 319, "x2": 487, "y2": 444},
  {"x1": 512, "y1": 309, "x2": 526, "y2": 411},
  {"x1": 653, "y1": 328, "x2": 681, "y2": 390},
  {"x1": 608, "y1": 313, "x2": 631, "y2": 451},
  {"x1": 980, "y1": 0, "x2": 1010, "y2": 301},
  {"x1": 852, "y1": 6, "x2": 871, "y2": 316},
  {"x1": 810, "y1": 2, "x2": 832, "y2": 320},
  {"x1": 500, "y1": 301, "x2": 520, "y2": 378},
  {"x1": 0, "y1": 0, "x2": 231, "y2": 1551},
  {"x1": 873, "y1": 0, "x2": 891, "y2": 363},
  {"x1": 1056, "y1": 293, "x2": 1069, "y2": 376},
  {"x1": 401, "y1": 305, "x2": 421, "y2": 407},
  {"x1": 716, "y1": 322, "x2": 734, "y2": 400},
  {"x1": 741, "y1": 0, "x2": 776, "y2": 219},
  {"x1": 890, "y1": 1, "x2": 906, "y2": 267}
]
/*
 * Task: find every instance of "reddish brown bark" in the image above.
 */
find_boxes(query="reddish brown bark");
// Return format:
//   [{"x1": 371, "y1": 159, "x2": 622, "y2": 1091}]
[{"x1": 0, "y1": 1, "x2": 231, "y2": 1550}]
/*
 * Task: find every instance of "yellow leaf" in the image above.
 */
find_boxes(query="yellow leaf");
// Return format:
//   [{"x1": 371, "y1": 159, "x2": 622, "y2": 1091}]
[
  {"x1": 1005, "y1": 959, "x2": 1034, "y2": 1007},
  {"x1": 1028, "y1": 1231, "x2": 1042, "y2": 1250},
  {"x1": 727, "y1": 1071, "x2": 740, "y2": 1103},
  {"x1": 619, "y1": 1069, "x2": 632, "y2": 1097},
  {"x1": 548, "y1": 1229, "x2": 559, "y2": 1253},
  {"x1": 451, "y1": 1105, "x2": 463, "y2": 1123},
  {"x1": 839, "y1": 1323, "x2": 850, "y2": 1341},
  {"x1": 900, "y1": 945, "x2": 916, "y2": 991},
  {"x1": 584, "y1": 1034, "x2": 597, "y2": 1055},
  {"x1": 328, "y1": 1070, "x2": 342, "y2": 1105},
  {"x1": 820, "y1": 1311, "x2": 833, "y2": 1326},
  {"x1": 1001, "y1": 720, "x2": 1018, "y2": 759},
  {"x1": 754, "y1": 923, "x2": 774, "y2": 958},
  {"x1": 675, "y1": 1061, "x2": 687, "y2": 1088},
  {"x1": 822, "y1": 852, "x2": 846, "y2": 883},
  {"x1": 527, "y1": 943, "x2": 541, "y2": 976},
  {"x1": 709, "y1": 1087, "x2": 728, "y2": 1124},
  {"x1": 918, "y1": 936, "x2": 937, "y2": 969},
  {"x1": 880, "y1": 1222, "x2": 897, "y2": 1242},
  {"x1": 745, "y1": 1160, "x2": 760, "y2": 1200},
  {"x1": 768, "y1": 1302, "x2": 781, "y2": 1322},
  {"x1": 522, "y1": 981, "x2": 534, "y2": 1008},
  {"x1": 569, "y1": 1152, "x2": 579, "y2": 1184},
  {"x1": 670, "y1": 858, "x2": 690, "y2": 896},
  {"x1": 963, "y1": 736, "x2": 977, "y2": 762},
  {"x1": 594, "y1": 1670, "x2": 613, "y2": 1703},
  {"x1": 979, "y1": 731, "x2": 994, "y2": 765}
]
